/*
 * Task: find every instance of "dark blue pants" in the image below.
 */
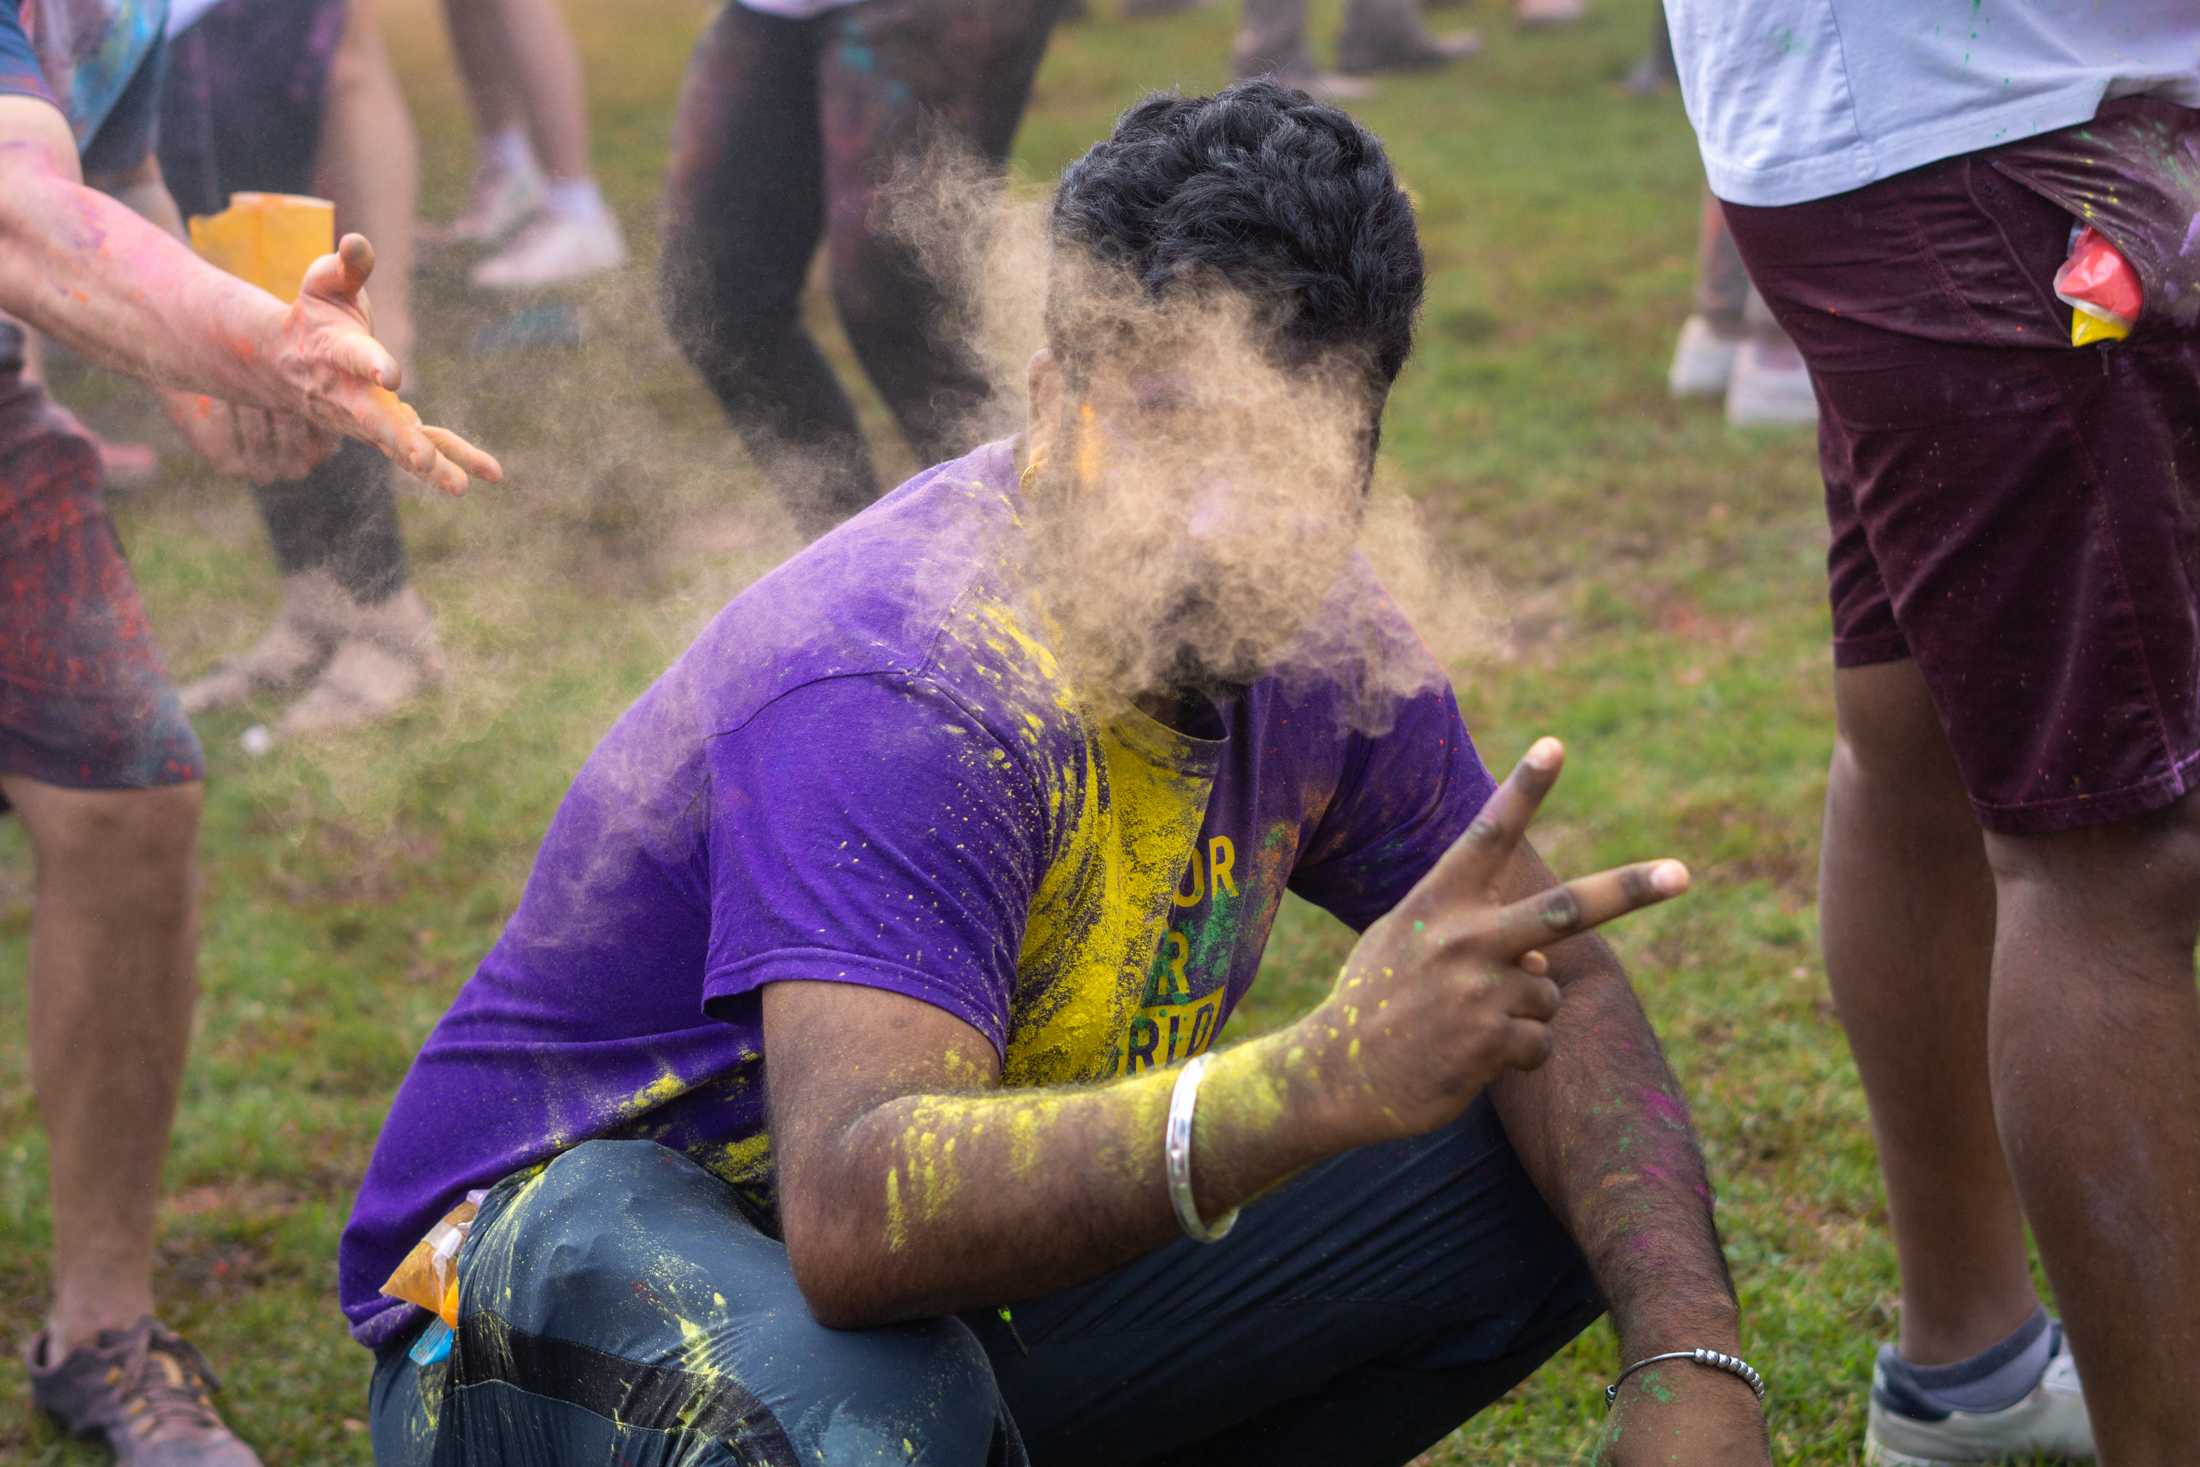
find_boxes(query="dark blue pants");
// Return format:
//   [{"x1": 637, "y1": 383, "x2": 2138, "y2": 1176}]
[{"x1": 369, "y1": 1097, "x2": 1600, "y2": 1466}]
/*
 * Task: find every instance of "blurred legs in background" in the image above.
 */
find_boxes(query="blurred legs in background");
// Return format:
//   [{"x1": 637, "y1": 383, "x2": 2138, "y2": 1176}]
[
  {"x1": 432, "y1": 0, "x2": 626, "y2": 289},
  {"x1": 160, "y1": 0, "x2": 442, "y2": 739},
  {"x1": 659, "y1": 0, "x2": 1062, "y2": 536},
  {"x1": 1667, "y1": 187, "x2": 1816, "y2": 428},
  {"x1": 1234, "y1": 0, "x2": 1476, "y2": 95}
]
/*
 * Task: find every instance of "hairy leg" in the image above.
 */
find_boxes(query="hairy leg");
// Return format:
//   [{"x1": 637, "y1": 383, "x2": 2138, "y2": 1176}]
[
  {"x1": 10, "y1": 778, "x2": 203, "y2": 1354},
  {"x1": 1984, "y1": 791, "x2": 2200, "y2": 1464},
  {"x1": 1822, "y1": 660, "x2": 2035, "y2": 1364}
]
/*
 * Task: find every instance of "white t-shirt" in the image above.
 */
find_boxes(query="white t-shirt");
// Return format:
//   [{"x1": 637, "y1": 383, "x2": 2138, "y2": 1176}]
[
  {"x1": 1664, "y1": 0, "x2": 2200, "y2": 206},
  {"x1": 734, "y1": 0, "x2": 867, "y2": 15}
]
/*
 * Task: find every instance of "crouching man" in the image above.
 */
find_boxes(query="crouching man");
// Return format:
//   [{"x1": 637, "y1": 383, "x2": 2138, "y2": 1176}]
[{"x1": 341, "y1": 81, "x2": 1772, "y2": 1467}]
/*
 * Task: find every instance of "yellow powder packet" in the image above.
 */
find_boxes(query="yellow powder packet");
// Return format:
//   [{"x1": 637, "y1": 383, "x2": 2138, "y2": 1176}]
[{"x1": 378, "y1": 1191, "x2": 487, "y2": 1329}]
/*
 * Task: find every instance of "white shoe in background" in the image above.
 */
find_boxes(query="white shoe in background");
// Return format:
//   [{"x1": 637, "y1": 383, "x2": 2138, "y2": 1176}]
[
  {"x1": 1864, "y1": 1336, "x2": 2095, "y2": 1466},
  {"x1": 471, "y1": 203, "x2": 628, "y2": 290},
  {"x1": 1668, "y1": 312, "x2": 1741, "y2": 398},
  {"x1": 1724, "y1": 332, "x2": 1819, "y2": 427},
  {"x1": 422, "y1": 152, "x2": 547, "y2": 249}
]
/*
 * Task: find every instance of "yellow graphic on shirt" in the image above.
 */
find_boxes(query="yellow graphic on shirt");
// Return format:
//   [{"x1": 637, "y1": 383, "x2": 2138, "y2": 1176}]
[{"x1": 953, "y1": 594, "x2": 1249, "y2": 1088}]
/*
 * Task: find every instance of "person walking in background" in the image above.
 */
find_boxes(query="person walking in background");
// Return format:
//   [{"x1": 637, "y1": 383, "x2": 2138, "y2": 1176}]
[
  {"x1": 1669, "y1": 2, "x2": 2200, "y2": 1461},
  {"x1": 424, "y1": 0, "x2": 626, "y2": 290},
  {"x1": 658, "y1": 0, "x2": 1063, "y2": 535},
  {"x1": 161, "y1": 0, "x2": 448, "y2": 738},
  {"x1": 0, "y1": 0, "x2": 496, "y2": 1458}
]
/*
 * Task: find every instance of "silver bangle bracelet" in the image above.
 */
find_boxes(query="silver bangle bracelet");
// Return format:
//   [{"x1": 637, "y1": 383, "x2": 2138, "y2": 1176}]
[
  {"x1": 1605, "y1": 1349, "x2": 1766, "y2": 1410},
  {"x1": 1164, "y1": 1053, "x2": 1239, "y2": 1243}
]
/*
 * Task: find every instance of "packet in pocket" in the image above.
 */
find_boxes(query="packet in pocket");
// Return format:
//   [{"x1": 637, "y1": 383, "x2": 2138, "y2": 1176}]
[
  {"x1": 2056, "y1": 226, "x2": 2143, "y2": 345},
  {"x1": 379, "y1": 1190, "x2": 488, "y2": 1330},
  {"x1": 1992, "y1": 97, "x2": 2200, "y2": 337}
]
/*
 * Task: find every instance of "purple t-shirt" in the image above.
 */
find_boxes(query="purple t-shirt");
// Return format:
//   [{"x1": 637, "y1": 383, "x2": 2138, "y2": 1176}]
[{"x1": 339, "y1": 442, "x2": 1498, "y2": 1347}]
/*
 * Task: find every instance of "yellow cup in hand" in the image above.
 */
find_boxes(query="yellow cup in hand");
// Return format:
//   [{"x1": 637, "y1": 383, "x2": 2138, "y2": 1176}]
[{"x1": 187, "y1": 192, "x2": 335, "y2": 301}]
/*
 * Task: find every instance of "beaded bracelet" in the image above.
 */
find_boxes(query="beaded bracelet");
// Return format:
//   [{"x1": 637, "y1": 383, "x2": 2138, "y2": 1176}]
[{"x1": 1605, "y1": 1348, "x2": 1767, "y2": 1409}]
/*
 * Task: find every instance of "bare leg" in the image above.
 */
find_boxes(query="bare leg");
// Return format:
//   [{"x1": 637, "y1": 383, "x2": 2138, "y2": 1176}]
[
  {"x1": 315, "y1": 0, "x2": 417, "y2": 368},
  {"x1": 1984, "y1": 792, "x2": 2200, "y2": 1464},
  {"x1": 461, "y1": 0, "x2": 623, "y2": 287},
  {"x1": 482, "y1": 0, "x2": 593, "y2": 184},
  {"x1": 1822, "y1": 660, "x2": 2038, "y2": 1364},
  {"x1": 1235, "y1": 0, "x2": 1314, "y2": 79},
  {"x1": 441, "y1": 0, "x2": 524, "y2": 146},
  {"x1": 10, "y1": 777, "x2": 203, "y2": 1355}
]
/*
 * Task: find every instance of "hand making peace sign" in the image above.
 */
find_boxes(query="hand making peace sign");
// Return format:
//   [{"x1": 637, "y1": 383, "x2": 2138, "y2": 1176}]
[{"x1": 1314, "y1": 738, "x2": 1692, "y2": 1144}]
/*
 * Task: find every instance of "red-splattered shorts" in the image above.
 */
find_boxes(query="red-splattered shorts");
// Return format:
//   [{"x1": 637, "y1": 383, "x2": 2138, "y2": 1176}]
[{"x1": 0, "y1": 376, "x2": 205, "y2": 797}]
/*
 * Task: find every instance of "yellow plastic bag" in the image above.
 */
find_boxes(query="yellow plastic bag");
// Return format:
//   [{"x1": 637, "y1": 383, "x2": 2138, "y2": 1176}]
[
  {"x1": 378, "y1": 1191, "x2": 487, "y2": 1329},
  {"x1": 186, "y1": 193, "x2": 334, "y2": 301}
]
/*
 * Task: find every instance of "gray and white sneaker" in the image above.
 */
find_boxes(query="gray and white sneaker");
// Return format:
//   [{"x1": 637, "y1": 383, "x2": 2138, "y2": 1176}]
[{"x1": 1865, "y1": 1330, "x2": 2094, "y2": 1466}]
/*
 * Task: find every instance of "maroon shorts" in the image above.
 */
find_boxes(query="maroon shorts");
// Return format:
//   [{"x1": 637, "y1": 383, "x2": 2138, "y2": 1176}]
[
  {"x1": 1723, "y1": 104, "x2": 2200, "y2": 834},
  {"x1": 0, "y1": 372, "x2": 205, "y2": 797}
]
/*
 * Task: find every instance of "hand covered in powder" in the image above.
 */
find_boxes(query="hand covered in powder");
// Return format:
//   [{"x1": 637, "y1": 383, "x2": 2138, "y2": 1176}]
[
  {"x1": 272, "y1": 235, "x2": 502, "y2": 496},
  {"x1": 160, "y1": 388, "x2": 332, "y2": 485},
  {"x1": 1305, "y1": 739, "x2": 1690, "y2": 1146}
]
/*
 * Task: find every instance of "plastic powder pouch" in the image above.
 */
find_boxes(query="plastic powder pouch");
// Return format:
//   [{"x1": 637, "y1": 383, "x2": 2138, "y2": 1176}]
[
  {"x1": 379, "y1": 1190, "x2": 489, "y2": 1330},
  {"x1": 2055, "y1": 225, "x2": 2143, "y2": 346}
]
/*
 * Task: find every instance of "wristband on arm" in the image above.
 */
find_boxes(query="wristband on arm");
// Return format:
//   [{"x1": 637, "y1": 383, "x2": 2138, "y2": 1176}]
[{"x1": 1165, "y1": 1053, "x2": 1239, "y2": 1243}]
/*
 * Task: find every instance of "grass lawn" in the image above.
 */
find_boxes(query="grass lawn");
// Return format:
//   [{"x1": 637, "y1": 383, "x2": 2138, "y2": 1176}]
[{"x1": 0, "y1": 1, "x2": 2062, "y2": 1461}]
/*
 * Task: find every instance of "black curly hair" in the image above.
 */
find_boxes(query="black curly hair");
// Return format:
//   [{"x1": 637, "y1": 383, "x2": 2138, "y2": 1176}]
[{"x1": 1047, "y1": 80, "x2": 1424, "y2": 403}]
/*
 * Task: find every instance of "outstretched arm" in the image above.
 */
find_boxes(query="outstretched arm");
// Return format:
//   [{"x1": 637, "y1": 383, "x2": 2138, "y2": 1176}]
[
  {"x1": 93, "y1": 147, "x2": 332, "y2": 484},
  {"x1": 0, "y1": 95, "x2": 497, "y2": 492}
]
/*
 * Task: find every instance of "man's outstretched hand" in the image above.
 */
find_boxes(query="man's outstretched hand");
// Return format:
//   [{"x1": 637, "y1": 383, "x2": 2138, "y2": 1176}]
[
  {"x1": 1305, "y1": 738, "x2": 1693, "y2": 1146},
  {"x1": 274, "y1": 234, "x2": 502, "y2": 495}
]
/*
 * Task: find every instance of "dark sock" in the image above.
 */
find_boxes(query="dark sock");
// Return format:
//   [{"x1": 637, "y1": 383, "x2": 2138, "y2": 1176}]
[{"x1": 1886, "y1": 1307, "x2": 2053, "y2": 1415}]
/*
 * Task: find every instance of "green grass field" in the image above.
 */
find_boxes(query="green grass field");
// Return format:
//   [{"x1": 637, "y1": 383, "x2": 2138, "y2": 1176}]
[{"x1": 0, "y1": 1, "x2": 2057, "y2": 1460}]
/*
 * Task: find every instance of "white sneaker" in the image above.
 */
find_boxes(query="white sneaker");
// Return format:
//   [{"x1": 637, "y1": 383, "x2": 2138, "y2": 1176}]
[
  {"x1": 1865, "y1": 1339, "x2": 2095, "y2": 1465},
  {"x1": 1668, "y1": 313, "x2": 1741, "y2": 398},
  {"x1": 1724, "y1": 332, "x2": 1819, "y2": 427},
  {"x1": 470, "y1": 206, "x2": 628, "y2": 291},
  {"x1": 422, "y1": 154, "x2": 546, "y2": 249}
]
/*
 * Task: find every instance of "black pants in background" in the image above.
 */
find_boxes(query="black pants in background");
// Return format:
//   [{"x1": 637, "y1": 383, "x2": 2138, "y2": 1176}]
[{"x1": 659, "y1": 0, "x2": 1062, "y2": 535}]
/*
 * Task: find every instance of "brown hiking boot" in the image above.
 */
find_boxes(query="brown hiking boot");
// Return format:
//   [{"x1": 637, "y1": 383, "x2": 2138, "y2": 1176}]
[{"x1": 26, "y1": 1318, "x2": 262, "y2": 1465}]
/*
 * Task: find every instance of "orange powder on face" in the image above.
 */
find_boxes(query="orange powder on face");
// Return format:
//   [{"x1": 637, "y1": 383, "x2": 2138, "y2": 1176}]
[{"x1": 1075, "y1": 401, "x2": 1102, "y2": 487}]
